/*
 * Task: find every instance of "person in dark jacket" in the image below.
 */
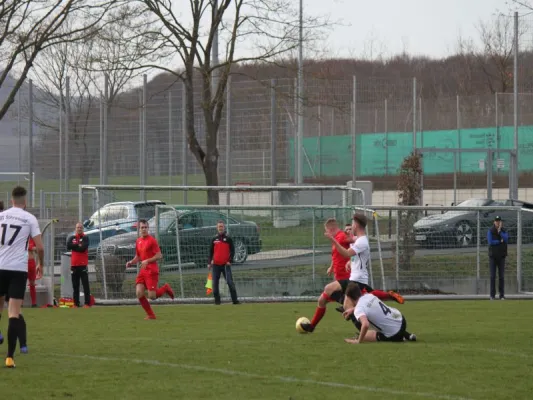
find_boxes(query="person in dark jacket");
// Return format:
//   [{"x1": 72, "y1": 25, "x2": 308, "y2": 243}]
[
  {"x1": 487, "y1": 216, "x2": 509, "y2": 300},
  {"x1": 208, "y1": 221, "x2": 240, "y2": 305},
  {"x1": 66, "y1": 222, "x2": 91, "y2": 307}
]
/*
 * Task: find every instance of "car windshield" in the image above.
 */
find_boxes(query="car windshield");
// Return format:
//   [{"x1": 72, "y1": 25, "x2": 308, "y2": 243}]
[
  {"x1": 148, "y1": 211, "x2": 176, "y2": 232},
  {"x1": 135, "y1": 204, "x2": 159, "y2": 219},
  {"x1": 444, "y1": 199, "x2": 492, "y2": 215}
]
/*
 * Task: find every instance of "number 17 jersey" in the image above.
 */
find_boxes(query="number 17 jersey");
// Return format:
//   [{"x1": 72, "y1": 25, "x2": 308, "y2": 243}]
[{"x1": 0, "y1": 207, "x2": 41, "y2": 272}]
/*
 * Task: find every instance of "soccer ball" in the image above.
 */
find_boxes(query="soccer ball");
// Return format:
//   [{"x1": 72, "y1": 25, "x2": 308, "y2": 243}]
[{"x1": 295, "y1": 316, "x2": 310, "y2": 333}]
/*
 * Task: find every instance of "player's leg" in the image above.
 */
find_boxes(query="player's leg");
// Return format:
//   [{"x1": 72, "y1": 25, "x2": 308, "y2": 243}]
[
  {"x1": 489, "y1": 257, "x2": 497, "y2": 299},
  {"x1": 497, "y1": 257, "x2": 505, "y2": 299},
  {"x1": 27, "y1": 260, "x2": 37, "y2": 307},
  {"x1": 71, "y1": 267, "x2": 81, "y2": 307},
  {"x1": 6, "y1": 272, "x2": 28, "y2": 368},
  {"x1": 79, "y1": 267, "x2": 92, "y2": 307},
  {"x1": 135, "y1": 271, "x2": 155, "y2": 319},
  {"x1": 18, "y1": 313, "x2": 28, "y2": 353},
  {"x1": 399, "y1": 317, "x2": 417, "y2": 342},
  {"x1": 301, "y1": 281, "x2": 343, "y2": 333},
  {"x1": 212, "y1": 265, "x2": 223, "y2": 305},
  {"x1": 154, "y1": 269, "x2": 175, "y2": 301},
  {"x1": 0, "y1": 295, "x2": 4, "y2": 345},
  {"x1": 221, "y1": 266, "x2": 239, "y2": 304}
]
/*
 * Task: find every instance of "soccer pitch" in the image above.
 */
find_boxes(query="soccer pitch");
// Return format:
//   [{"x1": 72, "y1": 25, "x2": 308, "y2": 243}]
[{"x1": 0, "y1": 301, "x2": 532, "y2": 400}]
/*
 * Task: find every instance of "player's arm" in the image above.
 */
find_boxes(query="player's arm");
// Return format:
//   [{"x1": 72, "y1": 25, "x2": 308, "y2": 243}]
[
  {"x1": 31, "y1": 234, "x2": 45, "y2": 267},
  {"x1": 208, "y1": 237, "x2": 215, "y2": 266},
  {"x1": 487, "y1": 230, "x2": 500, "y2": 246},
  {"x1": 30, "y1": 217, "x2": 44, "y2": 277},
  {"x1": 330, "y1": 238, "x2": 355, "y2": 258},
  {"x1": 227, "y1": 236, "x2": 235, "y2": 265},
  {"x1": 126, "y1": 245, "x2": 141, "y2": 267},
  {"x1": 78, "y1": 235, "x2": 89, "y2": 252},
  {"x1": 66, "y1": 235, "x2": 75, "y2": 250},
  {"x1": 327, "y1": 260, "x2": 334, "y2": 275},
  {"x1": 356, "y1": 315, "x2": 370, "y2": 343}
]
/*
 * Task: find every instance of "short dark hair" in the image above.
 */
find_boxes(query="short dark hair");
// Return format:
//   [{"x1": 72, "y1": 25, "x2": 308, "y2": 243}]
[
  {"x1": 345, "y1": 282, "x2": 362, "y2": 301},
  {"x1": 0, "y1": 200, "x2": 4, "y2": 211},
  {"x1": 138, "y1": 219, "x2": 149, "y2": 226},
  {"x1": 353, "y1": 213, "x2": 367, "y2": 228},
  {"x1": 12, "y1": 186, "x2": 27, "y2": 199},
  {"x1": 217, "y1": 220, "x2": 225, "y2": 225}
]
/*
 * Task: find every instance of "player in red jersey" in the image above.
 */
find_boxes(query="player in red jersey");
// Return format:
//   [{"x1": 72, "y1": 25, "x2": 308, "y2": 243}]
[
  {"x1": 126, "y1": 219, "x2": 174, "y2": 320},
  {"x1": 27, "y1": 237, "x2": 38, "y2": 307},
  {"x1": 304, "y1": 218, "x2": 353, "y2": 332}
]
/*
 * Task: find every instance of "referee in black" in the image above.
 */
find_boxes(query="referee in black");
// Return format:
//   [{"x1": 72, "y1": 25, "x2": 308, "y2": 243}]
[{"x1": 208, "y1": 221, "x2": 240, "y2": 305}]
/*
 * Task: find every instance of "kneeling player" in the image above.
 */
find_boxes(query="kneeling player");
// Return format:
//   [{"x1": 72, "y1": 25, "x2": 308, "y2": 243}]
[{"x1": 342, "y1": 282, "x2": 416, "y2": 344}]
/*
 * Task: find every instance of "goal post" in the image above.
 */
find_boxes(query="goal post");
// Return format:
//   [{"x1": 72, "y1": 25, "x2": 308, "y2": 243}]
[{"x1": 79, "y1": 184, "x2": 376, "y2": 304}]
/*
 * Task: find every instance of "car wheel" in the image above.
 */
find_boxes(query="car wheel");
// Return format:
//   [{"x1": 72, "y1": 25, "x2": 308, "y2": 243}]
[
  {"x1": 233, "y1": 238, "x2": 248, "y2": 264},
  {"x1": 455, "y1": 221, "x2": 474, "y2": 247}
]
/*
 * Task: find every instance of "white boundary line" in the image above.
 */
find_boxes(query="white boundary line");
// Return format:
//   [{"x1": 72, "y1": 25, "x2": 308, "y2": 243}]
[{"x1": 48, "y1": 353, "x2": 473, "y2": 400}]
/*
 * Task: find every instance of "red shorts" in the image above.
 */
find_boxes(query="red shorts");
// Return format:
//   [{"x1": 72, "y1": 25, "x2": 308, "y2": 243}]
[
  {"x1": 135, "y1": 266, "x2": 159, "y2": 291},
  {"x1": 28, "y1": 259, "x2": 37, "y2": 282}
]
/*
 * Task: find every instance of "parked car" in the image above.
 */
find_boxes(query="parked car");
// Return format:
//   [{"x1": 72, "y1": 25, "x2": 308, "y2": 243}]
[
  {"x1": 413, "y1": 198, "x2": 533, "y2": 248},
  {"x1": 65, "y1": 200, "x2": 166, "y2": 259},
  {"x1": 96, "y1": 208, "x2": 262, "y2": 268}
]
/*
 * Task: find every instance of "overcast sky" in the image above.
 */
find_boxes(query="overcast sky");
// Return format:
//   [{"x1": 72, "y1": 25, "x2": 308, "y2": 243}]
[{"x1": 305, "y1": 0, "x2": 518, "y2": 59}]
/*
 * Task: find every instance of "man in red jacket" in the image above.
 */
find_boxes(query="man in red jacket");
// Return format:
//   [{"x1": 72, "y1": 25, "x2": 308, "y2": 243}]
[
  {"x1": 208, "y1": 221, "x2": 240, "y2": 305},
  {"x1": 66, "y1": 222, "x2": 91, "y2": 308}
]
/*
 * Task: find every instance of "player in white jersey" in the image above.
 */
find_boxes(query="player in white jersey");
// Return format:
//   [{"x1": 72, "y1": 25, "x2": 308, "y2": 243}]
[
  {"x1": 326, "y1": 213, "x2": 404, "y2": 313},
  {"x1": 342, "y1": 281, "x2": 416, "y2": 343},
  {"x1": 0, "y1": 186, "x2": 44, "y2": 368}
]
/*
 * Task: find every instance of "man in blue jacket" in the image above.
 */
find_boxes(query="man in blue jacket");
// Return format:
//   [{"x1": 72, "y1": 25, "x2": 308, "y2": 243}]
[{"x1": 487, "y1": 216, "x2": 509, "y2": 300}]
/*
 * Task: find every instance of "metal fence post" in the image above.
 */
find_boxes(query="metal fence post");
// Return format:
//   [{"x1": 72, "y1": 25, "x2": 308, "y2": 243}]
[
  {"x1": 374, "y1": 212, "x2": 386, "y2": 291},
  {"x1": 395, "y1": 213, "x2": 400, "y2": 289},
  {"x1": 352, "y1": 76, "x2": 357, "y2": 188},
  {"x1": 412, "y1": 77, "x2": 417, "y2": 150},
  {"x1": 168, "y1": 90, "x2": 173, "y2": 201},
  {"x1": 182, "y1": 82, "x2": 188, "y2": 204},
  {"x1": 476, "y1": 211, "x2": 480, "y2": 294},
  {"x1": 174, "y1": 209, "x2": 184, "y2": 298},
  {"x1": 517, "y1": 209, "x2": 522, "y2": 293},
  {"x1": 96, "y1": 189, "x2": 108, "y2": 299},
  {"x1": 312, "y1": 208, "x2": 316, "y2": 285},
  {"x1": 226, "y1": 75, "x2": 232, "y2": 204}
]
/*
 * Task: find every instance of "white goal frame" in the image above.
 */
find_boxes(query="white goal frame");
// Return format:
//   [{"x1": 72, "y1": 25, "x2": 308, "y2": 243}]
[{"x1": 79, "y1": 184, "x2": 369, "y2": 303}]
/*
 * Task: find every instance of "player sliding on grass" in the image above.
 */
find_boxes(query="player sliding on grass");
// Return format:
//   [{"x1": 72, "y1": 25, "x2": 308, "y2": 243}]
[
  {"x1": 342, "y1": 281, "x2": 416, "y2": 344},
  {"x1": 126, "y1": 219, "x2": 174, "y2": 320},
  {"x1": 300, "y1": 213, "x2": 404, "y2": 333}
]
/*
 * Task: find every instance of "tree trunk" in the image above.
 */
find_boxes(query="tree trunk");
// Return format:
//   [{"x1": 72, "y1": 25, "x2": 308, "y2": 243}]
[{"x1": 203, "y1": 149, "x2": 220, "y2": 205}]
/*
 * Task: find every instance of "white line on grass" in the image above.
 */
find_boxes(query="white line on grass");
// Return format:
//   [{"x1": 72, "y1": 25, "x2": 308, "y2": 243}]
[{"x1": 48, "y1": 353, "x2": 473, "y2": 400}]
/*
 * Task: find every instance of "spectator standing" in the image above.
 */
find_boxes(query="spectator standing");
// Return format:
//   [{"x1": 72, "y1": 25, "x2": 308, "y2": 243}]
[
  {"x1": 66, "y1": 222, "x2": 91, "y2": 308},
  {"x1": 208, "y1": 221, "x2": 240, "y2": 305},
  {"x1": 487, "y1": 216, "x2": 508, "y2": 300}
]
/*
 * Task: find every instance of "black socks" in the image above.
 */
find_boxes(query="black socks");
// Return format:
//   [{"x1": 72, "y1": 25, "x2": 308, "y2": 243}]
[{"x1": 7, "y1": 317, "x2": 21, "y2": 358}]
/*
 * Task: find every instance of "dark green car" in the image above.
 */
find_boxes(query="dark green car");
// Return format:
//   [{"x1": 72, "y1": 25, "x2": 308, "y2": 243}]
[{"x1": 96, "y1": 209, "x2": 262, "y2": 269}]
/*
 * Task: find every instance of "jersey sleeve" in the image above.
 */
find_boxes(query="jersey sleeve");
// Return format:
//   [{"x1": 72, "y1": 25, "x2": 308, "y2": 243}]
[
  {"x1": 352, "y1": 238, "x2": 369, "y2": 255},
  {"x1": 353, "y1": 303, "x2": 367, "y2": 321},
  {"x1": 29, "y1": 215, "x2": 41, "y2": 238}
]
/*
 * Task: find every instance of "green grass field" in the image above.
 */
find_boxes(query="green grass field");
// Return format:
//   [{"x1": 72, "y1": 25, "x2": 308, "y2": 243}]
[{"x1": 0, "y1": 301, "x2": 532, "y2": 399}]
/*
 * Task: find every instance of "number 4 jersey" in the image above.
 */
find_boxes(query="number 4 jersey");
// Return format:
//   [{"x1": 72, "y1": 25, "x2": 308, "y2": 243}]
[
  {"x1": 354, "y1": 293, "x2": 403, "y2": 337},
  {"x1": 0, "y1": 207, "x2": 41, "y2": 272}
]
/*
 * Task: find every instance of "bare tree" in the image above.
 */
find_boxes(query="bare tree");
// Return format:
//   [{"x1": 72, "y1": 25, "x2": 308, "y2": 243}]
[
  {"x1": 477, "y1": 15, "x2": 519, "y2": 94},
  {"x1": 0, "y1": 0, "x2": 119, "y2": 121},
  {"x1": 111, "y1": 0, "x2": 330, "y2": 204}
]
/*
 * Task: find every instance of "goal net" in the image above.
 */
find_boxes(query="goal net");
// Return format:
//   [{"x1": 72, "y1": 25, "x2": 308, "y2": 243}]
[{"x1": 78, "y1": 185, "x2": 382, "y2": 304}]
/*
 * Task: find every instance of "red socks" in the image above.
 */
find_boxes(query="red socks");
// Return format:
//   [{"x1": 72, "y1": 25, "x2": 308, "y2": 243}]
[
  {"x1": 371, "y1": 290, "x2": 391, "y2": 301},
  {"x1": 311, "y1": 306, "x2": 326, "y2": 327},
  {"x1": 138, "y1": 296, "x2": 155, "y2": 317},
  {"x1": 155, "y1": 286, "x2": 166, "y2": 298},
  {"x1": 29, "y1": 284, "x2": 36, "y2": 306}
]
